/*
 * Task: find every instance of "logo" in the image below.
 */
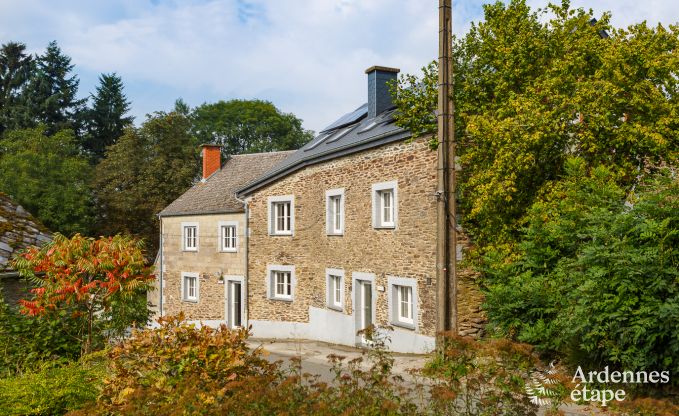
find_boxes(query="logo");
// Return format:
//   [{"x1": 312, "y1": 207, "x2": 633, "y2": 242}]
[
  {"x1": 525, "y1": 360, "x2": 562, "y2": 406},
  {"x1": 570, "y1": 366, "x2": 670, "y2": 407}
]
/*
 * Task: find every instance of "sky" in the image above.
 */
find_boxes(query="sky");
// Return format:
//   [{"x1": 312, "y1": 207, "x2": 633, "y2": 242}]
[{"x1": 1, "y1": 0, "x2": 677, "y2": 133}]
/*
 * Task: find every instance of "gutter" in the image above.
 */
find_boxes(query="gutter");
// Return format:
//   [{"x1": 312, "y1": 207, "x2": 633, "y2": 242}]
[{"x1": 157, "y1": 214, "x2": 164, "y2": 318}]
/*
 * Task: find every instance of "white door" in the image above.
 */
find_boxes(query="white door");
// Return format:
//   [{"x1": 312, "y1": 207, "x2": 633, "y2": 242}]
[{"x1": 226, "y1": 279, "x2": 243, "y2": 329}]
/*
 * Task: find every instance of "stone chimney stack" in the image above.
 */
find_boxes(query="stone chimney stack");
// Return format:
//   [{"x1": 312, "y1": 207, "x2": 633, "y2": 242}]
[
  {"x1": 365, "y1": 65, "x2": 400, "y2": 119},
  {"x1": 201, "y1": 144, "x2": 221, "y2": 181}
]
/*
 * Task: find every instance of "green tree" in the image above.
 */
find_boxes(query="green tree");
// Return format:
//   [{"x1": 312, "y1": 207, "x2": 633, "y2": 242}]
[
  {"x1": 0, "y1": 42, "x2": 33, "y2": 134},
  {"x1": 190, "y1": 99, "x2": 312, "y2": 158},
  {"x1": 0, "y1": 126, "x2": 93, "y2": 235},
  {"x1": 93, "y1": 111, "x2": 198, "y2": 252},
  {"x1": 22, "y1": 41, "x2": 85, "y2": 135},
  {"x1": 84, "y1": 73, "x2": 133, "y2": 161},
  {"x1": 393, "y1": 0, "x2": 679, "y2": 248}
]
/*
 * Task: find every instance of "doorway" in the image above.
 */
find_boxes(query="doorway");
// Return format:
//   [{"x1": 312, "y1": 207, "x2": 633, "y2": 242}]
[{"x1": 225, "y1": 276, "x2": 244, "y2": 329}]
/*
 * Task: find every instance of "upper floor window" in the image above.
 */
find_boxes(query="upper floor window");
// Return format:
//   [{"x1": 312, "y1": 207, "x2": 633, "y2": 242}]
[
  {"x1": 182, "y1": 222, "x2": 198, "y2": 251},
  {"x1": 268, "y1": 196, "x2": 294, "y2": 236},
  {"x1": 325, "y1": 188, "x2": 345, "y2": 235},
  {"x1": 219, "y1": 221, "x2": 238, "y2": 252},
  {"x1": 372, "y1": 181, "x2": 398, "y2": 229},
  {"x1": 267, "y1": 264, "x2": 295, "y2": 301}
]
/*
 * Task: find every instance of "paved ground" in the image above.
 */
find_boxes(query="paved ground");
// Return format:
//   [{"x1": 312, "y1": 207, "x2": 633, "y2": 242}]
[{"x1": 247, "y1": 338, "x2": 607, "y2": 416}]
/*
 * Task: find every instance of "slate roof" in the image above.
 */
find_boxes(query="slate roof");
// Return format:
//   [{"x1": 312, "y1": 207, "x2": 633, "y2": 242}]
[
  {"x1": 159, "y1": 150, "x2": 295, "y2": 217},
  {"x1": 237, "y1": 104, "x2": 410, "y2": 196}
]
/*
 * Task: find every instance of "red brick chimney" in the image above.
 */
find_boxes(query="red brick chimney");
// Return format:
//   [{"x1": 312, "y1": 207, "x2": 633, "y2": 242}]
[{"x1": 201, "y1": 144, "x2": 221, "y2": 180}]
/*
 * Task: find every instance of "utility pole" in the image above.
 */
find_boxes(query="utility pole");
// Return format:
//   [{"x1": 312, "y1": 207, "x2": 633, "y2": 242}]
[{"x1": 436, "y1": 0, "x2": 457, "y2": 341}]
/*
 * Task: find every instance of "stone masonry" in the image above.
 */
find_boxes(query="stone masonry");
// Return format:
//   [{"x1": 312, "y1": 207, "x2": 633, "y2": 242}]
[
  {"x1": 246, "y1": 137, "x2": 440, "y2": 337},
  {"x1": 159, "y1": 213, "x2": 246, "y2": 320}
]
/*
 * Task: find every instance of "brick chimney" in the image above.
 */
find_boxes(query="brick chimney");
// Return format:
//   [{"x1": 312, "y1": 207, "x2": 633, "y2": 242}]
[
  {"x1": 365, "y1": 65, "x2": 400, "y2": 119},
  {"x1": 201, "y1": 144, "x2": 221, "y2": 180}
]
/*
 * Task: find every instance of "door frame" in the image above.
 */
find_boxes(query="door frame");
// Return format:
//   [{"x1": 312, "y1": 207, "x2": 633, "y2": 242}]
[
  {"x1": 352, "y1": 272, "x2": 376, "y2": 345},
  {"x1": 224, "y1": 275, "x2": 245, "y2": 329}
]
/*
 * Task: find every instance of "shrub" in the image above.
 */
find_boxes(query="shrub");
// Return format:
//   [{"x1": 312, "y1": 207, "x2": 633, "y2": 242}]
[
  {"x1": 484, "y1": 161, "x2": 679, "y2": 384},
  {"x1": 0, "y1": 352, "x2": 105, "y2": 416}
]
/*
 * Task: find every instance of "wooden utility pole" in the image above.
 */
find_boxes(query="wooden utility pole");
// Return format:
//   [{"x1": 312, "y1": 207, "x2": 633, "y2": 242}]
[{"x1": 436, "y1": 0, "x2": 457, "y2": 340}]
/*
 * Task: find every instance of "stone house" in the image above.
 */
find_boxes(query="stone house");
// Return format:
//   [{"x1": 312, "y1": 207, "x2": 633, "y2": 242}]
[
  {"x1": 154, "y1": 65, "x2": 485, "y2": 352},
  {"x1": 153, "y1": 149, "x2": 293, "y2": 326},
  {"x1": 0, "y1": 193, "x2": 52, "y2": 306}
]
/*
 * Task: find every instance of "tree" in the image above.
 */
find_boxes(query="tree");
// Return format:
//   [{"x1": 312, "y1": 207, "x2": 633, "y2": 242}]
[
  {"x1": 84, "y1": 73, "x2": 133, "y2": 161},
  {"x1": 23, "y1": 41, "x2": 85, "y2": 135},
  {"x1": 393, "y1": 0, "x2": 679, "y2": 248},
  {"x1": 12, "y1": 233, "x2": 154, "y2": 355},
  {"x1": 93, "y1": 111, "x2": 198, "y2": 252},
  {"x1": 190, "y1": 99, "x2": 313, "y2": 158},
  {"x1": 0, "y1": 41, "x2": 33, "y2": 134},
  {"x1": 0, "y1": 126, "x2": 93, "y2": 235}
]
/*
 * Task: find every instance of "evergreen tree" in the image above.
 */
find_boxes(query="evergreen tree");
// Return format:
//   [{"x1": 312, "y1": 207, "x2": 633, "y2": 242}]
[
  {"x1": 0, "y1": 41, "x2": 33, "y2": 133},
  {"x1": 85, "y1": 73, "x2": 133, "y2": 160},
  {"x1": 23, "y1": 41, "x2": 85, "y2": 135}
]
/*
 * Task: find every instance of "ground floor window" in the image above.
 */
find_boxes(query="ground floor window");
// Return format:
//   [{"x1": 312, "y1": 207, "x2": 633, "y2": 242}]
[
  {"x1": 182, "y1": 272, "x2": 199, "y2": 302},
  {"x1": 388, "y1": 276, "x2": 417, "y2": 329},
  {"x1": 267, "y1": 265, "x2": 295, "y2": 301},
  {"x1": 326, "y1": 268, "x2": 344, "y2": 310}
]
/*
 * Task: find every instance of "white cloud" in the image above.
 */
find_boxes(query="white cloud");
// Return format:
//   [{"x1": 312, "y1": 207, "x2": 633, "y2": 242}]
[{"x1": 0, "y1": 0, "x2": 676, "y2": 132}]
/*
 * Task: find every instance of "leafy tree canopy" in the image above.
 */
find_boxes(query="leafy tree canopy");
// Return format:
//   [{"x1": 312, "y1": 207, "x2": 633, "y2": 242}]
[
  {"x1": 93, "y1": 111, "x2": 198, "y2": 253},
  {"x1": 0, "y1": 126, "x2": 93, "y2": 235},
  {"x1": 393, "y1": 0, "x2": 679, "y2": 248},
  {"x1": 190, "y1": 99, "x2": 313, "y2": 158}
]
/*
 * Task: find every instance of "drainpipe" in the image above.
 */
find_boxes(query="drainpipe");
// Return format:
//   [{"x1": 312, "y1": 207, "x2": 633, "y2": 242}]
[
  {"x1": 234, "y1": 192, "x2": 249, "y2": 327},
  {"x1": 158, "y1": 214, "x2": 164, "y2": 318}
]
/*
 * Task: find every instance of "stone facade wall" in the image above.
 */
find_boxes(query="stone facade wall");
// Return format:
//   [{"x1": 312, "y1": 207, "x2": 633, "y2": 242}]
[
  {"x1": 157, "y1": 213, "x2": 246, "y2": 320},
  {"x1": 246, "y1": 137, "x2": 440, "y2": 338}
]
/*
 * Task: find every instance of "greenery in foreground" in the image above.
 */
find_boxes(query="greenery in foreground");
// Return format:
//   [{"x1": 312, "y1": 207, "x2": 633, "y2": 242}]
[{"x1": 393, "y1": 0, "x2": 678, "y2": 385}]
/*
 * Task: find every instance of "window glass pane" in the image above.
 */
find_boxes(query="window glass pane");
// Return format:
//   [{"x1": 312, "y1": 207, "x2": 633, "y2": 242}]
[{"x1": 333, "y1": 197, "x2": 341, "y2": 231}]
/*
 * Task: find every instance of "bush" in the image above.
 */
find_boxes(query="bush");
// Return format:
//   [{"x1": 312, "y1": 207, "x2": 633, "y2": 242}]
[
  {"x1": 0, "y1": 352, "x2": 105, "y2": 416},
  {"x1": 484, "y1": 160, "x2": 679, "y2": 383}
]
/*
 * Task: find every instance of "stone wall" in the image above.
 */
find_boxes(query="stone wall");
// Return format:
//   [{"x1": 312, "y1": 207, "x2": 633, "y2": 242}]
[
  {"x1": 157, "y1": 213, "x2": 246, "y2": 320},
  {"x1": 246, "y1": 137, "x2": 440, "y2": 338}
]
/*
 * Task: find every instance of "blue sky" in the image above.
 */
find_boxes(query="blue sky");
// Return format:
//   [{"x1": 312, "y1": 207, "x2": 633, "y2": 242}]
[{"x1": 1, "y1": 0, "x2": 677, "y2": 133}]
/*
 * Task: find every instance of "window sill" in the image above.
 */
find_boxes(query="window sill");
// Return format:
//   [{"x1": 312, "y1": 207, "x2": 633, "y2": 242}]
[
  {"x1": 269, "y1": 296, "x2": 293, "y2": 302},
  {"x1": 326, "y1": 232, "x2": 344, "y2": 236},
  {"x1": 391, "y1": 320, "x2": 416, "y2": 330},
  {"x1": 373, "y1": 225, "x2": 396, "y2": 230},
  {"x1": 220, "y1": 248, "x2": 238, "y2": 253},
  {"x1": 182, "y1": 299, "x2": 199, "y2": 304},
  {"x1": 182, "y1": 249, "x2": 199, "y2": 252},
  {"x1": 327, "y1": 304, "x2": 343, "y2": 312},
  {"x1": 269, "y1": 232, "x2": 293, "y2": 237}
]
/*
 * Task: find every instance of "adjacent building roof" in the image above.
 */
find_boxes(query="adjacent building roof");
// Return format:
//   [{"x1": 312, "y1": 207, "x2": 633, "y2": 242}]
[
  {"x1": 0, "y1": 193, "x2": 51, "y2": 273},
  {"x1": 159, "y1": 150, "x2": 295, "y2": 217},
  {"x1": 237, "y1": 104, "x2": 410, "y2": 196}
]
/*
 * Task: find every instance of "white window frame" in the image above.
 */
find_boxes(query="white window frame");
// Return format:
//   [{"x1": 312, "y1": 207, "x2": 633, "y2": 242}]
[
  {"x1": 387, "y1": 276, "x2": 418, "y2": 330},
  {"x1": 224, "y1": 275, "x2": 245, "y2": 329},
  {"x1": 218, "y1": 221, "x2": 238, "y2": 252},
  {"x1": 182, "y1": 222, "x2": 199, "y2": 251},
  {"x1": 268, "y1": 195, "x2": 295, "y2": 236},
  {"x1": 325, "y1": 188, "x2": 345, "y2": 235},
  {"x1": 325, "y1": 268, "x2": 345, "y2": 311},
  {"x1": 181, "y1": 272, "x2": 200, "y2": 303},
  {"x1": 266, "y1": 264, "x2": 295, "y2": 301},
  {"x1": 372, "y1": 181, "x2": 398, "y2": 229}
]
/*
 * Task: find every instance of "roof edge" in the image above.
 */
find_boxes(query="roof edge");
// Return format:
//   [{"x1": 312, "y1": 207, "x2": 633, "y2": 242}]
[{"x1": 237, "y1": 129, "x2": 412, "y2": 197}]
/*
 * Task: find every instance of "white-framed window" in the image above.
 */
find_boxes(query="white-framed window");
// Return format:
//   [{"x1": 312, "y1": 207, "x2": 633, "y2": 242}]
[
  {"x1": 219, "y1": 221, "x2": 238, "y2": 252},
  {"x1": 267, "y1": 264, "x2": 295, "y2": 301},
  {"x1": 268, "y1": 195, "x2": 294, "y2": 235},
  {"x1": 325, "y1": 188, "x2": 345, "y2": 235},
  {"x1": 387, "y1": 276, "x2": 417, "y2": 329},
  {"x1": 181, "y1": 272, "x2": 199, "y2": 302},
  {"x1": 372, "y1": 181, "x2": 398, "y2": 229},
  {"x1": 325, "y1": 268, "x2": 344, "y2": 310},
  {"x1": 182, "y1": 222, "x2": 199, "y2": 251}
]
